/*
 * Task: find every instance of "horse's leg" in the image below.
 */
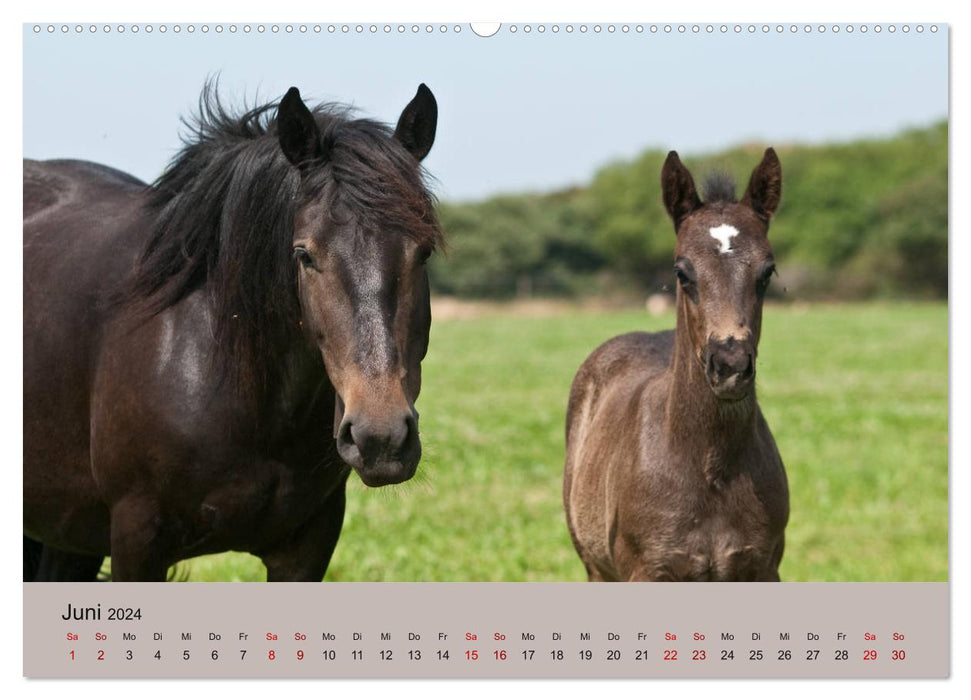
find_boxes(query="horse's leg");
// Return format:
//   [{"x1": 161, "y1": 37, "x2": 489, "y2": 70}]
[
  {"x1": 24, "y1": 536, "x2": 43, "y2": 581},
  {"x1": 34, "y1": 545, "x2": 105, "y2": 582},
  {"x1": 260, "y1": 482, "x2": 347, "y2": 582},
  {"x1": 108, "y1": 496, "x2": 169, "y2": 581}
]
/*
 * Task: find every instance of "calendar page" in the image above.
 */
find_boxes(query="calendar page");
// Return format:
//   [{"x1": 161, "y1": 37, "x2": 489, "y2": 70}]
[{"x1": 21, "y1": 17, "x2": 949, "y2": 681}]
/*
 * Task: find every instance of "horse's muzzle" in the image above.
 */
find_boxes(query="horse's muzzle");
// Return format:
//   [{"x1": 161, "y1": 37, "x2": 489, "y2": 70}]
[
  {"x1": 336, "y1": 408, "x2": 421, "y2": 486},
  {"x1": 704, "y1": 337, "x2": 755, "y2": 401}
]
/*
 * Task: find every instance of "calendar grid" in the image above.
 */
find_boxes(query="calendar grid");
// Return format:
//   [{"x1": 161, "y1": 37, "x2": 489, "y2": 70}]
[{"x1": 24, "y1": 582, "x2": 948, "y2": 679}]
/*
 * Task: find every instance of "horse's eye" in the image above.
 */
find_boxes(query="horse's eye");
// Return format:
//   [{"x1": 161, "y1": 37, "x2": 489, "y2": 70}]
[
  {"x1": 417, "y1": 246, "x2": 433, "y2": 266},
  {"x1": 293, "y1": 247, "x2": 315, "y2": 269}
]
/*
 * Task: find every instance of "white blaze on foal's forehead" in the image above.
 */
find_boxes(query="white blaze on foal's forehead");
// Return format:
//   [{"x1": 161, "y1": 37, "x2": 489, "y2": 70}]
[{"x1": 709, "y1": 224, "x2": 740, "y2": 254}]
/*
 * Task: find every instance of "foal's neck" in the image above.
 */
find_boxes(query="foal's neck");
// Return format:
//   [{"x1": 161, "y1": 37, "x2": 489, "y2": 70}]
[{"x1": 665, "y1": 308, "x2": 757, "y2": 480}]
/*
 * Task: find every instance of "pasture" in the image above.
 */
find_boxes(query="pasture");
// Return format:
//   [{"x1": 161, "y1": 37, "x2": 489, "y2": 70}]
[{"x1": 181, "y1": 301, "x2": 948, "y2": 582}]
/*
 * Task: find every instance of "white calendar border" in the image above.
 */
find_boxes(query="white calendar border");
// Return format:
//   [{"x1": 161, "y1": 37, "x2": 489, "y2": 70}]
[{"x1": 4, "y1": 0, "x2": 964, "y2": 698}]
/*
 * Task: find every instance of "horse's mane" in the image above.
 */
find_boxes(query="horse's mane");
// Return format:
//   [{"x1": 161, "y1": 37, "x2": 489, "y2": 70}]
[
  {"x1": 702, "y1": 171, "x2": 737, "y2": 204},
  {"x1": 121, "y1": 82, "x2": 443, "y2": 394}
]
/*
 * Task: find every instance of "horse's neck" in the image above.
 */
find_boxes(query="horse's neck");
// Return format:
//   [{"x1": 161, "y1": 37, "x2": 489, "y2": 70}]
[
  {"x1": 664, "y1": 321, "x2": 757, "y2": 481},
  {"x1": 258, "y1": 340, "x2": 332, "y2": 442}
]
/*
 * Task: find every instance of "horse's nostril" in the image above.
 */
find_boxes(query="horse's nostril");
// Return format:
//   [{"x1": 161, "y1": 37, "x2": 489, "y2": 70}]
[
  {"x1": 337, "y1": 420, "x2": 360, "y2": 461},
  {"x1": 743, "y1": 354, "x2": 754, "y2": 379}
]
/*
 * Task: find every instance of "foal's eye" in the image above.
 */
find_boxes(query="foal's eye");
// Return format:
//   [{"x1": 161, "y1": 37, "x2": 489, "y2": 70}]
[
  {"x1": 757, "y1": 264, "x2": 777, "y2": 292},
  {"x1": 293, "y1": 247, "x2": 315, "y2": 269},
  {"x1": 674, "y1": 266, "x2": 693, "y2": 287}
]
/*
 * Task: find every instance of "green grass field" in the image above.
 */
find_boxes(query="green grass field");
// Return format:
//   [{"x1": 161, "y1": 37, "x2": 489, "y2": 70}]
[{"x1": 182, "y1": 302, "x2": 948, "y2": 582}]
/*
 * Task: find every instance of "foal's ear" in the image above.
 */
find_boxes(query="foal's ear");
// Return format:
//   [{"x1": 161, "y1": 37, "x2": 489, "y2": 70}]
[
  {"x1": 741, "y1": 148, "x2": 782, "y2": 220},
  {"x1": 277, "y1": 87, "x2": 322, "y2": 167},
  {"x1": 394, "y1": 84, "x2": 438, "y2": 162},
  {"x1": 662, "y1": 151, "x2": 702, "y2": 231}
]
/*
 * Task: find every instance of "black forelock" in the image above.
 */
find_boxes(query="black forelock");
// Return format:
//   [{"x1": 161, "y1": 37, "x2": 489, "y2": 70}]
[{"x1": 701, "y1": 171, "x2": 737, "y2": 204}]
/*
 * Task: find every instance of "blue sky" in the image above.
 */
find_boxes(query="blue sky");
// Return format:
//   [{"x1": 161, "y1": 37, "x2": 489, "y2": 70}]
[{"x1": 23, "y1": 24, "x2": 947, "y2": 202}]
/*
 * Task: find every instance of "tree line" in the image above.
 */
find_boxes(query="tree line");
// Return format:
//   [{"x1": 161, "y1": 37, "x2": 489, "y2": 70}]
[{"x1": 430, "y1": 121, "x2": 947, "y2": 300}]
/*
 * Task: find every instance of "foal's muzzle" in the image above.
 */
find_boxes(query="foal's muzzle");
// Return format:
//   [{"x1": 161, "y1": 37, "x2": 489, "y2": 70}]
[{"x1": 704, "y1": 336, "x2": 755, "y2": 400}]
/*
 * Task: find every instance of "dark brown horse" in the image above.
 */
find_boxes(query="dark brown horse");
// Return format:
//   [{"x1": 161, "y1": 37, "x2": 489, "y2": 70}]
[
  {"x1": 24, "y1": 82, "x2": 442, "y2": 581},
  {"x1": 564, "y1": 150, "x2": 789, "y2": 581}
]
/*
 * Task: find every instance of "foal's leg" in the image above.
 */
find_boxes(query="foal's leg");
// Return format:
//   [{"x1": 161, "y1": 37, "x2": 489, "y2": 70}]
[
  {"x1": 585, "y1": 564, "x2": 616, "y2": 582},
  {"x1": 108, "y1": 495, "x2": 169, "y2": 581},
  {"x1": 260, "y1": 483, "x2": 347, "y2": 582},
  {"x1": 625, "y1": 566, "x2": 663, "y2": 582}
]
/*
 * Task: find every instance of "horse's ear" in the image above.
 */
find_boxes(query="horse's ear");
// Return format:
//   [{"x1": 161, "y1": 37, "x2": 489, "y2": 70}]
[
  {"x1": 662, "y1": 151, "x2": 702, "y2": 232},
  {"x1": 277, "y1": 87, "x2": 322, "y2": 167},
  {"x1": 394, "y1": 83, "x2": 438, "y2": 162},
  {"x1": 741, "y1": 148, "x2": 782, "y2": 220}
]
